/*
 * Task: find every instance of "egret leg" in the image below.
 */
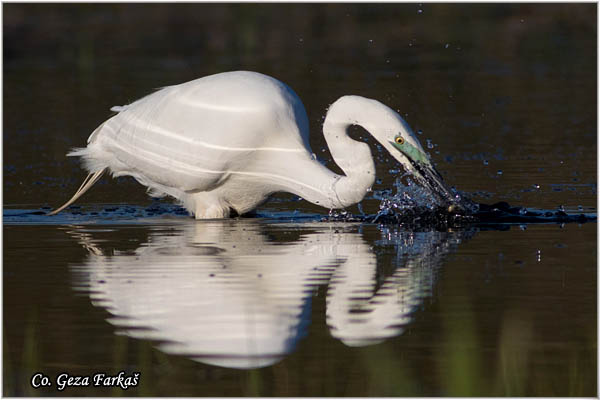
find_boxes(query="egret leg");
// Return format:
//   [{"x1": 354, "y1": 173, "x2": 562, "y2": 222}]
[{"x1": 193, "y1": 192, "x2": 231, "y2": 219}]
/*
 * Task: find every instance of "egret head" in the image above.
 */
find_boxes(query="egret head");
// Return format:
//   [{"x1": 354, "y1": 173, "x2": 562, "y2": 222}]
[
  {"x1": 382, "y1": 118, "x2": 458, "y2": 208},
  {"x1": 324, "y1": 95, "x2": 467, "y2": 211}
]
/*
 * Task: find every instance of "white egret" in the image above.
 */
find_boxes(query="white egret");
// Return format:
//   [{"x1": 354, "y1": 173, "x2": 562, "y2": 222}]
[{"x1": 49, "y1": 71, "x2": 454, "y2": 218}]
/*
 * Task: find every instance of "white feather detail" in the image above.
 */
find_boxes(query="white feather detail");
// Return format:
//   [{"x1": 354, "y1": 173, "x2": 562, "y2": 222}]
[
  {"x1": 110, "y1": 105, "x2": 128, "y2": 112},
  {"x1": 67, "y1": 146, "x2": 110, "y2": 173}
]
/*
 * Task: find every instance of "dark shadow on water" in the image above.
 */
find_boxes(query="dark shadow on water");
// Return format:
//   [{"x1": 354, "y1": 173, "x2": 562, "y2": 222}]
[
  {"x1": 4, "y1": 200, "x2": 596, "y2": 228},
  {"x1": 366, "y1": 201, "x2": 596, "y2": 229}
]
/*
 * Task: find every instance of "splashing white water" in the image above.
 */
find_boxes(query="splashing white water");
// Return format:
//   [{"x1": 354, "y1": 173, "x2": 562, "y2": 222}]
[{"x1": 372, "y1": 168, "x2": 478, "y2": 221}]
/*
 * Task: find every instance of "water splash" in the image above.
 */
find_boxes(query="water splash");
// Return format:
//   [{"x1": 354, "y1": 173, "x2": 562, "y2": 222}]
[{"x1": 373, "y1": 162, "x2": 479, "y2": 217}]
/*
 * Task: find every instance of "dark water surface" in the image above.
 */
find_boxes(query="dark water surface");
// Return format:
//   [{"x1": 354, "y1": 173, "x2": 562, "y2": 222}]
[{"x1": 3, "y1": 3, "x2": 597, "y2": 396}]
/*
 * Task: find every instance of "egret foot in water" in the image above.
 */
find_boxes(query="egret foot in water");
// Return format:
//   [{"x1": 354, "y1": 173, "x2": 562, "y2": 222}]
[{"x1": 192, "y1": 192, "x2": 233, "y2": 219}]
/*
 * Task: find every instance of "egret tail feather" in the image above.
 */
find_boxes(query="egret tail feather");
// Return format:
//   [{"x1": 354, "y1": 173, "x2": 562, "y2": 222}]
[{"x1": 47, "y1": 168, "x2": 106, "y2": 215}]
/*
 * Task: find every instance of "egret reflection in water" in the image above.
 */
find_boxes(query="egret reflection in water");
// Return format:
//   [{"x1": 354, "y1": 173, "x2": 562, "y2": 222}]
[{"x1": 67, "y1": 221, "x2": 470, "y2": 369}]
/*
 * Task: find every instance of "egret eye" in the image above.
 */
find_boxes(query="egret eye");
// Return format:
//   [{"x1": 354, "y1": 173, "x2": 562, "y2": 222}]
[{"x1": 394, "y1": 136, "x2": 405, "y2": 145}]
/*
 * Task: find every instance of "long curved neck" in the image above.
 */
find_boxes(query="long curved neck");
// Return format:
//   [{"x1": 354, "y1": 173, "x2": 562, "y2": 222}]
[
  {"x1": 320, "y1": 96, "x2": 379, "y2": 207},
  {"x1": 270, "y1": 96, "x2": 387, "y2": 210}
]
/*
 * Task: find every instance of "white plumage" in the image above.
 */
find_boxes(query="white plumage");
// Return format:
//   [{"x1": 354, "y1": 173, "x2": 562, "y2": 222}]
[{"x1": 50, "y1": 71, "x2": 451, "y2": 218}]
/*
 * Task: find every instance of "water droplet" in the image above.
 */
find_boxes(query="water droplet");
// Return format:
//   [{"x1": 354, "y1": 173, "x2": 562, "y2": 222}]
[
  {"x1": 386, "y1": 59, "x2": 390, "y2": 63},
  {"x1": 444, "y1": 43, "x2": 450, "y2": 49},
  {"x1": 299, "y1": 37, "x2": 304, "y2": 42},
  {"x1": 311, "y1": 153, "x2": 317, "y2": 160},
  {"x1": 417, "y1": 129, "x2": 423, "y2": 135},
  {"x1": 368, "y1": 39, "x2": 373, "y2": 44},
  {"x1": 483, "y1": 159, "x2": 489, "y2": 165},
  {"x1": 557, "y1": 205, "x2": 565, "y2": 212},
  {"x1": 426, "y1": 139, "x2": 434, "y2": 149},
  {"x1": 578, "y1": 205, "x2": 583, "y2": 211},
  {"x1": 417, "y1": 9, "x2": 423, "y2": 14},
  {"x1": 533, "y1": 184, "x2": 540, "y2": 189},
  {"x1": 520, "y1": 19, "x2": 524, "y2": 23},
  {"x1": 518, "y1": 207, "x2": 527, "y2": 215},
  {"x1": 376, "y1": 178, "x2": 382, "y2": 184},
  {"x1": 497, "y1": 169, "x2": 503, "y2": 175}
]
